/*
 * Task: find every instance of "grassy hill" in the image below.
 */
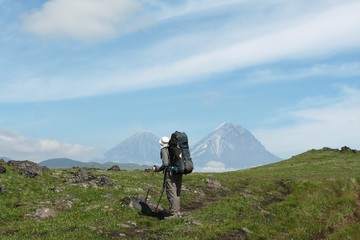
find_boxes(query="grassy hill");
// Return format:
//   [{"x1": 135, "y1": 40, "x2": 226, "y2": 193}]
[{"x1": 1, "y1": 147, "x2": 360, "y2": 239}]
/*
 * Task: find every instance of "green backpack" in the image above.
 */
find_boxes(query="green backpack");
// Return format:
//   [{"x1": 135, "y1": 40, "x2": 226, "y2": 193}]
[{"x1": 168, "y1": 131, "x2": 194, "y2": 174}]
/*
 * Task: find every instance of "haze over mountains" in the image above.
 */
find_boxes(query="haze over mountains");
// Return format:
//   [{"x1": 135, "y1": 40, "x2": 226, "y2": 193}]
[{"x1": 2, "y1": 123, "x2": 281, "y2": 171}]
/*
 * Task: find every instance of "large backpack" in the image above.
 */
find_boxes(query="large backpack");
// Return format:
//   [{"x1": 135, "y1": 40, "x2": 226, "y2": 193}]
[{"x1": 168, "y1": 131, "x2": 194, "y2": 174}]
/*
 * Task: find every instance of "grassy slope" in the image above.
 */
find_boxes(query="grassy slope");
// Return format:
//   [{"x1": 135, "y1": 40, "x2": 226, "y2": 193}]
[{"x1": 1, "y1": 148, "x2": 360, "y2": 239}]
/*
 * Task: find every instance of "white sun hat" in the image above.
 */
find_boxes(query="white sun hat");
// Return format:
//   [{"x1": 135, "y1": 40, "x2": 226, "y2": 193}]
[{"x1": 159, "y1": 136, "x2": 169, "y2": 146}]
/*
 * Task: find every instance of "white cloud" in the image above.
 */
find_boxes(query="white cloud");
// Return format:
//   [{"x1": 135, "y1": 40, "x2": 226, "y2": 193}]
[
  {"x1": 197, "y1": 161, "x2": 237, "y2": 172},
  {"x1": 241, "y1": 62, "x2": 360, "y2": 85},
  {"x1": 254, "y1": 86, "x2": 360, "y2": 158},
  {"x1": 0, "y1": 128, "x2": 99, "y2": 162},
  {"x1": 22, "y1": 0, "x2": 142, "y2": 40}
]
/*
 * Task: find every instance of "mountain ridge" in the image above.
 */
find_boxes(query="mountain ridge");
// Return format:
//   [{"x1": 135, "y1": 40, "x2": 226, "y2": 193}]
[{"x1": 38, "y1": 158, "x2": 151, "y2": 170}]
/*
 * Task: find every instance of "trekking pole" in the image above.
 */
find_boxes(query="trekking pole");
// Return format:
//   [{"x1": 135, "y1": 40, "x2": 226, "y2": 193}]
[
  {"x1": 155, "y1": 170, "x2": 167, "y2": 212},
  {"x1": 144, "y1": 170, "x2": 154, "y2": 203}
]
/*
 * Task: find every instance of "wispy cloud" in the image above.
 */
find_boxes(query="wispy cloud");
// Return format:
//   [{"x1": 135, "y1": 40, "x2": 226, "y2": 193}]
[
  {"x1": 241, "y1": 62, "x2": 360, "y2": 85},
  {"x1": 1, "y1": 0, "x2": 359, "y2": 102},
  {"x1": 22, "y1": 0, "x2": 143, "y2": 40},
  {"x1": 0, "y1": 128, "x2": 99, "y2": 161},
  {"x1": 254, "y1": 86, "x2": 360, "y2": 158}
]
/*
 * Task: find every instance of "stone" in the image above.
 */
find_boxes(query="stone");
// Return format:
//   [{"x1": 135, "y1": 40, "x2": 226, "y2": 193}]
[
  {"x1": 32, "y1": 208, "x2": 57, "y2": 220},
  {"x1": 107, "y1": 165, "x2": 121, "y2": 171},
  {"x1": 0, "y1": 164, "x2": 6, "y2": 173},
  {"x1": 69, "y1": 168, "x2": 114, "y2": 187},
  {"x1": 7, "y1": 160, "x2": 48, "y2": 178},
  {"x1": 205, "y1": 177, "x2": 223, "y2": 189}
]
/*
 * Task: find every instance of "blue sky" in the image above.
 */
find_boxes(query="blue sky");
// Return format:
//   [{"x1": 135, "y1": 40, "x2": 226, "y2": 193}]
[{"x1": 0, "y1": 0, "x2": 359, "y2": 162}]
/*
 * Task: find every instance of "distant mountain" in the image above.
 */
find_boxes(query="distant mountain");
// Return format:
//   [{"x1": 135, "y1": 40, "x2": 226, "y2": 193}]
[
  {"x1": 0, "y1": 157, "x2": 12, "y2": 161},
  {"x1": 100, "y1": 131, "x2": 160, "y2": 165},
  {"x1": 39, "y1": 158, "x2": 151, "y2": 170},
  {"x1": 39, "y1": 158, "x2": 87, "y2": 168},
  {"x1": 191, "y1": 123, "x2": 281, "y2": 169}
]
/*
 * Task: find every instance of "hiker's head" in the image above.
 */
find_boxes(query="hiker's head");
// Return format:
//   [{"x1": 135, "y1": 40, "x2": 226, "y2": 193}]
[{"x1": 159, "y1": 136, "x2": 169, "y2": 147}]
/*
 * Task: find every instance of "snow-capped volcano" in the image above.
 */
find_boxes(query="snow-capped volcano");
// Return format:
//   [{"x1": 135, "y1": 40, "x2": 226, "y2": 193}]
[
  {"x1": 191, "y1": 123, "x2": 280, "y2": 169},
  {"x1": 101, "y1": 131, "x2": 160, "y2": 165}
]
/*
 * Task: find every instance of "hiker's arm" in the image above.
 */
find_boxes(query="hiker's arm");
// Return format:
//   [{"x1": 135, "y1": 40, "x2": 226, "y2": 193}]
[{"x1": 156, "y1": 147, "x2": 170, "y2": 172}]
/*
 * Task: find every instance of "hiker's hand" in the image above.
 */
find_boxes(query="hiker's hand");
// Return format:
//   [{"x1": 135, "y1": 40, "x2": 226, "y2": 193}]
[{"x1": 152, "y1": 165, "x2": 157, "y2": 172}]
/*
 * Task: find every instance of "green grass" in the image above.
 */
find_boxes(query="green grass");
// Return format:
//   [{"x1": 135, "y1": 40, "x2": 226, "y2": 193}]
[{"x1": 1, "y1": 148, "x2": 360, "y2": 239}]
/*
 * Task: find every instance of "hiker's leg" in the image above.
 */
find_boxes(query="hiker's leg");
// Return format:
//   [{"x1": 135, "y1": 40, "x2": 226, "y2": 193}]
[
  {"x1": 173, "y1": 173, "x2": 182, "y2": 214},
  {"x1": 166, "y1": 174, "x2": 181, "y2": 214},
  {"x1": 165, "y1": 174, "x2": 176, "y2": 214}
]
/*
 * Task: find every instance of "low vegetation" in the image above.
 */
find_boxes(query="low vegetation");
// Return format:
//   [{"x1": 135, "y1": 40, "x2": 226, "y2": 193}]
[{"x1": 1, "y1": 147, "x2": 360, "y2": 239}]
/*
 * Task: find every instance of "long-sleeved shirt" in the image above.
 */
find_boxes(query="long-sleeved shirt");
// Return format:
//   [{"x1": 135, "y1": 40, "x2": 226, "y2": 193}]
[{"x1": 156, "y1": 147, "x2": 170, "y2": 172}]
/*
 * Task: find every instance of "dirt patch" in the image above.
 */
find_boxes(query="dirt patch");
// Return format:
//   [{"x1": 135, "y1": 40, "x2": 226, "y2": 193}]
[
  {"x1": 260, "y1": 179, "x2": 292, "y2": 207},
  {"x1": 345, "y1": 182, "x2": 360, "y2": 222},
  {"x1": 220, "y1": 228, "x2": 251, "y2": 240},
  {"x1": 90, "y1": 222, "x2": 148, "y2": 240},
  {"x1": 0, "y1": 229, "x2": 20, "y2": 237},
  {"x1": 183, "y1": 178, "x2": 230, "y2": 211},
  {"x1": 261, "y1": 196, "x2": 285, "y2": 206},
  {"x1": 313, "y1": 226, "x2": 335, "y2": 240},
  {"x1": 183, "y1": 199, "x2": 205, "y2": 211}
]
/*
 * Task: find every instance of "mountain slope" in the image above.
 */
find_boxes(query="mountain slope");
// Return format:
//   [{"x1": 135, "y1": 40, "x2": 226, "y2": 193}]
[
  {"x1": 39, "y1": 158, "x2": 87, "y2": 168},
  {"x1": 101, "y1": 131, "x2": 160, "y2": 165},
  {"x1": 191, "y1": 123, "x2": 280, "y2": 169}
]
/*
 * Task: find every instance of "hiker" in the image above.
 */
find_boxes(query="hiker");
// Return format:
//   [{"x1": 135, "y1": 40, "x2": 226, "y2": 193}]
[{"x1": 152, "y1": 136, "x2": 183, "y2": 219}]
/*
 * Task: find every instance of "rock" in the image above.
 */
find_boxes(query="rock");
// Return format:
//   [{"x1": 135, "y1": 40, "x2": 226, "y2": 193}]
[
  {"x1": 7, "y1": 160, "x2": 48, "y2": 178},
  {"x1": 102, "y1": 193, "x2": 114, "y2": 198},
  {"x1": 95, "y1": 175, "x2": 114, "y2": 187},
  {"x1": 48, "y1": 186, "x2": 64, "y2": 192},
  {"x1": 121, "y1": 196, "x2": 145, "y2": 210},
  {"x1": 121, "y1": 196, "x2": 163, "y2": 217},
  {"x1": 0, "y1": 164, "x2": 6, "y2": 173},
  {"x1": 340, "y1": 146, "x2": 357, "y2": 153},
  {"x1": 205, "y1": 177, "x2": 223, "y2": 189},
  {"x1": 69, "y1": 168, "x2": 114, "y2": 187},
  {"x1": 107, "y1": 165, "x2": 121, "y2": 171},
  {"x1": 32, "y1": 208, "x2": 57, "y2": 220},
  {"x1": 72, "y1": 168, "x2": 97, "y2": 182},
  {"x1": 89, "y1": 226, "x2": 103, "y2": 233},
  {"x1": 221, "y1": 227, "x2": 251, "y2": 240},
  {"x1": 0, "y1": 185, "x2": 5, "y2": 192}
]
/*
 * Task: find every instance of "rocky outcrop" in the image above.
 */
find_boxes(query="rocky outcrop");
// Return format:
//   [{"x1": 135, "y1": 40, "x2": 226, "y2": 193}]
[
  {"x1": 0, "y1": 165, "x2": 6, "y2": 174},
  {"x1": 322, "y1": 146, "x2": 359, "y2": 153},
  {"x1": 69, "y1": 168, "x2": 114, "y2": 187},
  {"x1": 7, "y1": 160, "x2": 48, "y2": 178},
  {"x1": 107, "y1": 165, "x2": 121, "y2": 171},
  {"x1": 340, "y1": 146, "x2": 358, "y2": 153}
]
